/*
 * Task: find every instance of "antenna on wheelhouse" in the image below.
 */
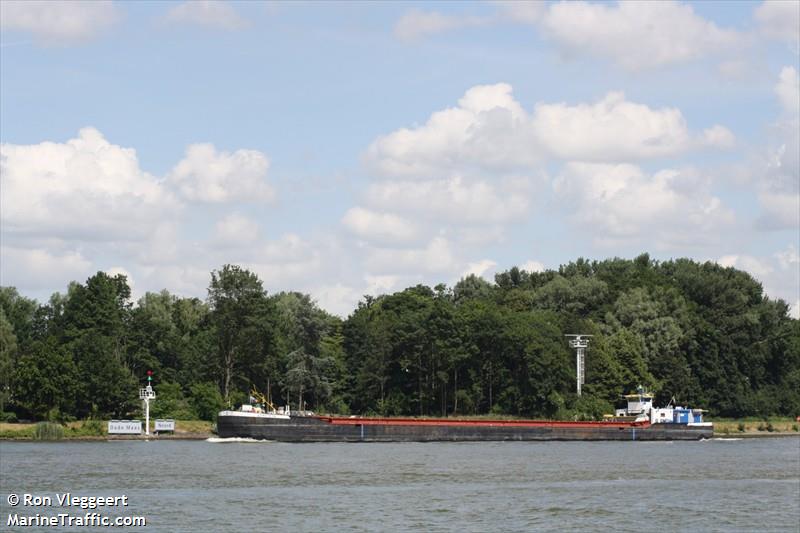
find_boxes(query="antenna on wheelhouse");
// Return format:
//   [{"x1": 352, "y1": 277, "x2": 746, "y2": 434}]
[{"x1": 565, "y1": 335, "x2": 592, "y2": 396}]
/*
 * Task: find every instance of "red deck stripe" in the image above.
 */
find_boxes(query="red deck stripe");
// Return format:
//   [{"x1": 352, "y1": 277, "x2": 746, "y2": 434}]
[{"x1": 314, "y1": 416, "x2": 650, "y2": 429}]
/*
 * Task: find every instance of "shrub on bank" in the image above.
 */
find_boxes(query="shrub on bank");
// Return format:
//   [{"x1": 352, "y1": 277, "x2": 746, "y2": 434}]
[
  {"x1": 150, "y1": 382, "x2": 197, "y2": 420},
  {"x1": 33, "y1": 422, "x2": 64, "y2": 441},
  {"x1": 189, "y1": 382, "x2": 225, "y2": 421},
  {"x1": 65, "y1": 419, "x2": 105, "y2": 437}
]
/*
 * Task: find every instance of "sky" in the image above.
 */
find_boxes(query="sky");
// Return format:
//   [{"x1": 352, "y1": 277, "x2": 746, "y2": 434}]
[{"x1": 0, "y1": 0, "x2": 798, "y2": 318}]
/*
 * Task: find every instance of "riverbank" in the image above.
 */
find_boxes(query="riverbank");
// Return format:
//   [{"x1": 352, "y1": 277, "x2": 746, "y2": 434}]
[
  {"x1": 709, "y1": 417, "x2": 800, "y2": 437},
  {"x1": 0, "y1": 420, "x2": 214, "y2": 440}
]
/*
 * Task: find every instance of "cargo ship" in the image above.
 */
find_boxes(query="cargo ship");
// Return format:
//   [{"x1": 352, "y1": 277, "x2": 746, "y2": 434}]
[{"x1": 216, "y1": 388, "x2": 713, "y2": 442}]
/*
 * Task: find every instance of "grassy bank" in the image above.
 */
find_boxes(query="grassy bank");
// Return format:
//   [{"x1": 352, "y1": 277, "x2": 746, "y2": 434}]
[
  {"x1": 709, "y1": 417, "x2": 799, "y2": 435},
  {"x1": 0, "y1": 422, "x2": 36, "y2": 439},
  {"x1": 0, "y1": 420, "x2": 214, "y2": 440}
]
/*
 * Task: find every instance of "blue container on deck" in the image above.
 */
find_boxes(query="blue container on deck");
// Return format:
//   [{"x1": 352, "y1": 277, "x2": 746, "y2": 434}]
[{"x1": 674, "y1": 409, "x2": 691, "y2": 424}]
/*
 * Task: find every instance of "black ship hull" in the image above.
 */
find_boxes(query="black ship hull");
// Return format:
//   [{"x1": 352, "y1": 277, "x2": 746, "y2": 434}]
[{"x1": 216, "y1": 414, "x2": 712, "y2": 442}]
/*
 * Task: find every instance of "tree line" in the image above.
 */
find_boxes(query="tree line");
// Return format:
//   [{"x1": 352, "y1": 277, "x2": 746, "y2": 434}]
[{"x1": 1, "y1": 254, "x2": 797, "y2": 422}]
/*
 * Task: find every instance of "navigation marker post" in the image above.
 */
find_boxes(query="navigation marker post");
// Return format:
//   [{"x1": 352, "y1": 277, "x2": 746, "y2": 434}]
[
  {"x1": 139, "y1": 370, "x2": 156, "y2": 435},
  {"x1": 565, "y1": 335, "x2": 592, "y2": 396}
]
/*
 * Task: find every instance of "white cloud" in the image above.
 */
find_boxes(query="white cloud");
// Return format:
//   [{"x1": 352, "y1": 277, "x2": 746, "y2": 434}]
[
  {"x1": 311, "y1": 283, "x2": 362, "y2": 318},
  {"x1": 776, "y1": 66, "x2": 799, "y2": 115},
  {"x1": 520, "y1": 260, "x2": 546, "y2": 273},
  {"x1": 361, "y1": 84, "x2": 734, "y2": 256},
  {"x1": 365, "y1": 237, "x2": 456, "y2": 275},
  {"x1": 775, "y1": 245, "x2": 800, "y2": 270},
  {"x1": 341, "y1": 207, "x2": 419, "y2": 244},
  {"x1": 495, "y1": 1, "x2": 546, "y2": 24},
  {"x1": 755, "y1": 0, "x2": 800, "y2": 50},
  {"x1": 757, "y1": 190, "x2": 800, "y2": 230},
  {"x1": 774, "y1": 248, "x2": 800, "y2": 306},
  {"x1": 532, "y1": 92, "x2": 734, "y2": 161},
  {"x1": 397, "y1": 2, "x2": 742, "y2": 70},
  {"x1": 0, "y1": 129, "x2": 288, "y2": 308},
  {"x1": 554, "y1": 162, "x2": 734, "y2": 248},
  {"x1": 141, "y1": 231, "x2": 337, "y2": 307},
  {"x1": 237, "y1": 234, "x2": 330, "y2": 291},
  {"x1": 167, "y1": 143, "x2": 274, "y2": 203},
  {"x1": 361, "y1": 81, "x2": 534, "y2": 251},
  {"x1": 394, "y1": 9, "x2": 486, "y2": 42},
  {"x1": 717, "y1": 245, "x2": 800, "y2": 318},
  {"x1": 137, "y1": 264, "x2": 210, "y2": 298},
  {"x1": 133, "y1": 222, "x2": 182, "y2": 267},
  {"x1": 454, "y1": 225, "x2": 506, "y2": 247},
  {"x1": 106, "y1": 266, "x2": 138, "y2": 300},
  {"x1": 0, "y1": 130, "x2": 270, "y2": 305},
  {"x1": 756, "y1": 67, "x2": 799, "y2": 230},
  {"x1": 0, "y1": 127, "x2": 179, "y2": 243},
  {"x1": 716, "y1": 254, "x2": 773, "y2": 278},
  {"x1": 462, "y1": 259, "x2": 498, "y2": 279},
  {"x1": 717, "y1": 59, "x2": 757, "y2": 81},
  {"x1": 366, "y1": 85, "x2": 733, "y2": 177},
  {"x1": 365, "y1": 175, "x2": 530, "y2": 224},
  {"x1": 162, "y1": 0, "x2": 248, "y2": 30},
  {"x1": 255, "y1": 233, "x2": 315, "y2": 263},
  {"x1": 0, "y1": 246, "x2": 92, "y2": 291},
  {"x1": 0, "y1": 0, "x2": 119, "y2": 45},
  {"x1": 701, "y1": 125, "x2": 736, "y2": 149},
  {"x1": 364, "y1": 275, "x2": 401, "y2": 294},
  {"x1": 536, "y1": 1, "x2": 742, "y2": 70},
  {"x1": 211, "y1": 213, "x2": 261, "y2": 247},
  {"x1": 366, "y1": 83, "x2": 536, "y2": 178}
]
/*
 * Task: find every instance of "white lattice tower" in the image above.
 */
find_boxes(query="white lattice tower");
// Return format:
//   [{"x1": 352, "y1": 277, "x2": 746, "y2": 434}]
[
  {"x1": 139, "y1": 371, "x2": 156, "y2": 435},
  {"x1": 565, "y1": 335, "x2": 592, "y2": 396}
]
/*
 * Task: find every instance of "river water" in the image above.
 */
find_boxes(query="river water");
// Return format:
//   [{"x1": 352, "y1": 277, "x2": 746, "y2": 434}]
[{"x1": 1, "y1": 437, "x2": 798, "y2": 532}]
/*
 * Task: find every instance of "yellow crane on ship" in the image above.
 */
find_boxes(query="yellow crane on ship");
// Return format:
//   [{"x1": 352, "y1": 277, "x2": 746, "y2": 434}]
[{"x1": 250, "y1": 386, "x2": 278, "y2": 413}]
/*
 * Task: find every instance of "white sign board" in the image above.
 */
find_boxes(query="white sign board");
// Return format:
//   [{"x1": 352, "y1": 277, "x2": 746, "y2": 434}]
[
  {"x1": 108, "y1": 420, "x2": 142, "y2": 434},
  {"x1": 155, "y1": 419, "x2": 175, "y2": 432}
]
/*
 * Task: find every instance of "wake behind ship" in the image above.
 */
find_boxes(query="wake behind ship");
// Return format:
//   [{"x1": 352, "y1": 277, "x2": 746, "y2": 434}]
[{"x1": 216, "y1": 389, "x2": 713, "y2": 442}]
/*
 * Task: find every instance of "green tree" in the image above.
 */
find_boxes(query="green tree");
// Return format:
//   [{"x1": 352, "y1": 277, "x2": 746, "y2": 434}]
[
  {"x1": 150, "y1": 382, "x2": 196, "y2": 419},
  {"x1": 606, "y1": 328, "x2": 656, "y2": 393},
  {"x1": 189, "y1": 382, "x2": 226, "y2": 421},
  {"x1": 0, "y1": 287, "x2": 37, "y2": 348},
  {"x1": 0, "y1": 309, "x2": 17, "y2": 415},
  {"x1": 54, "y1": 273, "x2": 138, "y2": 418},
  {"x1": 73, "y1": 332, "x2": 138, "y2": 417},
  {"x1": 343, "y1": 298, "x2": 394, "y2": 413},
  {"x1": 61, "y1": 272, "x2": 131, "y2": 342},
  {"x1": 453, "y1": 274, "x2": 493, "y2": 304},
  {"x1": 283, "y1": 347, "x2": 335, "y2": 410},
  {"x1": 13, "y1": 338, "x2": 79, "y2": 420},
  {"x1": 501, "y1": 310, "x2": 572, "y2": 417},
  {"x1": 583, "y1": 333, "x2": 625, "y2": 404},
  {"x1": 458, "y1": 298, "x2": 505, "y2": 414},
  {"x1": 533, "y1": 275, "x2": 609, "y2": 317},
  {"x1": 207, "y1": 265, "x2": 275, "y2": 402}
]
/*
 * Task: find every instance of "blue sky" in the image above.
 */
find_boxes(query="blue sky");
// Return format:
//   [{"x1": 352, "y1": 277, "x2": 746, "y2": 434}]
[{"x1": 1, "y1": 0, "x2": 798, "y2": 317}]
